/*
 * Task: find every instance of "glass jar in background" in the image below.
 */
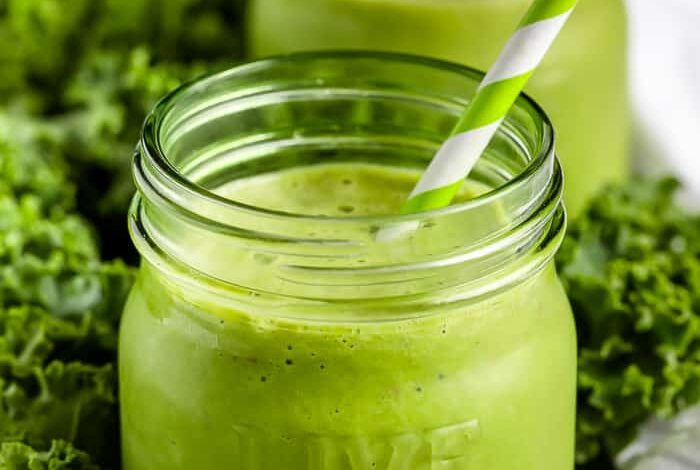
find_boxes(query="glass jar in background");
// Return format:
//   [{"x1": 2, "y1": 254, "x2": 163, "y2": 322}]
[
  {"x1": 120, "y1": 53, "x2": 576, "y2": 469},
  {"x1": 247, "y1": 0, "x2": 630, "y2": 216}
]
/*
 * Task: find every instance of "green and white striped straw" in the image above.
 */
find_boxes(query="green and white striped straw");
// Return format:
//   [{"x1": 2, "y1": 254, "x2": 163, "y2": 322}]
[{"x1": 401, "y1": 0, "x2": 578, "y2": 214}]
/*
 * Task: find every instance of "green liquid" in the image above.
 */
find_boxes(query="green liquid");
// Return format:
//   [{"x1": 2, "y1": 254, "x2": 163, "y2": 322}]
[
  {"x1": 215, "y1": 164, "x2": 483, "y2": 216},
  {"x1": 247, "y1": 0, "x2": 630, "y2": 216},
  {"x1": 120, "y1": 164, "x2": 576, "y2": 469}
]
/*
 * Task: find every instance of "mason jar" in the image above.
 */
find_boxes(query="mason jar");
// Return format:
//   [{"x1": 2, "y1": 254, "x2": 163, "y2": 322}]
[
  {"x1": 247, "y1": 0, "x2": 630, "y2": 216},
  {"x1": 120, "y1": 52, "x2": 576, "y2": 470}
]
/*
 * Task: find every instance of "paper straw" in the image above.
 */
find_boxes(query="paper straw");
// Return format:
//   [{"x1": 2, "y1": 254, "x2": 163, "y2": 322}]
[{"x1": 401, "y1": 0, "x2": 578, "y2": 214}]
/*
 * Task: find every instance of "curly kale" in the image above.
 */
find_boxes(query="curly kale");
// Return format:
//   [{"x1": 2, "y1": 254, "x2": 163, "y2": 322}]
[
  {"x1": 0, "y1": 118, "x2": 74, "y2": 215},
  {"x1": 0, "y1": 2, "x2": 247, "y2": 466},
  {"x1": 557, "y1": 179, "x2": 700, "y2": 466},
  {"x1": 0, "y1": 0, "x2": 244, "y2": 110},
  {"x1": 0, "y1": 440, "x2": 98, "y2": 470},
  {"x1": 0, "y1": 0, "x2": 245, "y2": 261},
  {"x1": 0, "y1": 117, "x2": 134, "y2": 469},
  {"x1": 55, "y1": 47, "x2": 209, "y2": 256},
  {"x1": 0, "y1": 208, "x2": 134, "y2": 469}
]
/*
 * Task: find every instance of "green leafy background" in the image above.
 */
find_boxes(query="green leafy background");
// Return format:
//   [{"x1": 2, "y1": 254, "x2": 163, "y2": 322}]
[
  {"x1": 1, "y1": 1, "x2": 699, "y2": 468},
  {"x1": 0, "y1": 1, "x2": 243, "y2": 467},
  {"x1": 558, "y1": 179, "x2": 700, "y2": 468}
]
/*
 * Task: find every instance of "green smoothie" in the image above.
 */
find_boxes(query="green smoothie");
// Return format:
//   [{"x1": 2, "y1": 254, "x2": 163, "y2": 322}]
[
  {"x1": 247, "y1": 0, "x2": 630, "y2": 216},
  {"x1": 120, "y1": 163, "x2": 576, "y2": 469}
]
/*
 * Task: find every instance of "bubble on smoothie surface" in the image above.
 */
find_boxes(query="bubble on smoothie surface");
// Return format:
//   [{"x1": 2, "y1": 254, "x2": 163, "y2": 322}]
[{"x1": 253, "y1": 253, "x2": 276, "y2": 265}]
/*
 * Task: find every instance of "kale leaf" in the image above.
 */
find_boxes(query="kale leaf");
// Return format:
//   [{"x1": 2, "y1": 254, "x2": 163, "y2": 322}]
[
  {"x1": 0, "y1": 0, "x2": 245, "y2": 261},
  {"x1": 0, "y1": 440, "x2": 99, "y2": 470},
  {"x1": 557, "y1": 179, "x2": 700, "y2": 465},
  {"x1": 0, "y1": 225, "x2": 133, "y2": 470},
  {"x1": 0, "y1": 2, "x2": 245, "y2": 466},
  {"x1": 0, "y1": 125, "x2": 134, "y2": 469}
]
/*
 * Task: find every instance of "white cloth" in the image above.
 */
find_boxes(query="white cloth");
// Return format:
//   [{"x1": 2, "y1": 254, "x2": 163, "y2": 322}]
[
  {"x1": 627, "y1": 0, "x2": 700, "y2": 204},
  {"x1": 617, "y1": 405, "x2": 700, "y2": 469}
]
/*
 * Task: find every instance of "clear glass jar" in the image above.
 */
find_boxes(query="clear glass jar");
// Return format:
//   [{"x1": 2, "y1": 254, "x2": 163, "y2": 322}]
[
  {"x1": 120, "y1": 52, "x2": 576, "y2": 470},
  {"x1": 247, "y1": 0, "x2": 630, "y2": 216}
]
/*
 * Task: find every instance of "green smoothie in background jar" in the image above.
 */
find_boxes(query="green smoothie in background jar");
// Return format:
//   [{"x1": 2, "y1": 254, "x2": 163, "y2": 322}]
[
  {"x1": 247, "y1": 0, "x2": 630, "y2": 216},
  {"x1": 120, "y1": 53, "x2": 576, "y2": 469}
]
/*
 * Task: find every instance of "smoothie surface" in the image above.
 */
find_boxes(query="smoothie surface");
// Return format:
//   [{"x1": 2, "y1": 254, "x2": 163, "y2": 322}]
[{"x1": 215, "y1": 163, "x2": 485, "y2": 217}]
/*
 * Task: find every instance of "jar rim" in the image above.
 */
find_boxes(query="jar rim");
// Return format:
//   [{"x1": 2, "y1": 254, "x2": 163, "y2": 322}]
[
  {"x1": 140, "y1": 50, "x2": 555, "y2": 226},
  {"x1": 131, "y1": 51, "x2": 565, "y2": 306}
]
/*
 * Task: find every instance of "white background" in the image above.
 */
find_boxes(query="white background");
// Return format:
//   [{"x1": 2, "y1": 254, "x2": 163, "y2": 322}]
[{"x1": 628, "y1": 0, "x2": 700, "y2": 204}]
